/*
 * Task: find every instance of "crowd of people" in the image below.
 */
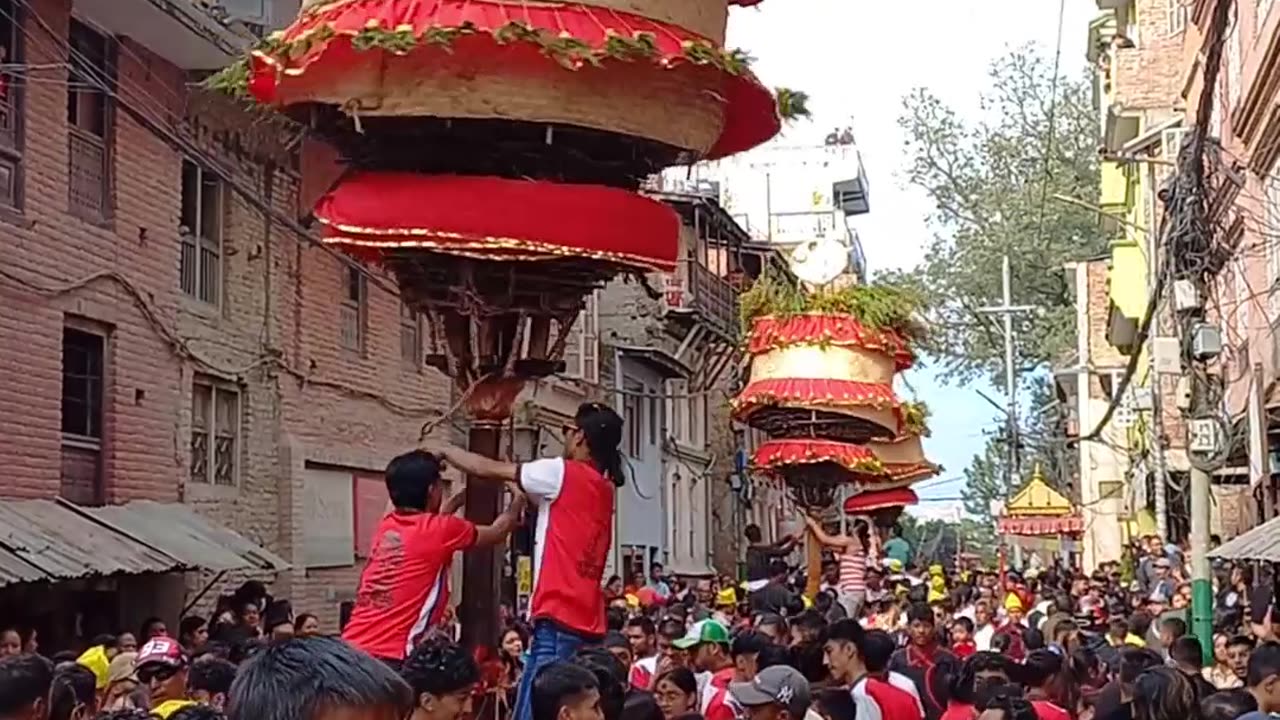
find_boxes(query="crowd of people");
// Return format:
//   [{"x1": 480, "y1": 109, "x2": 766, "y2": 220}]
[{"x1": 2, "y1": 402, "x2": 1280, "y2": 720}]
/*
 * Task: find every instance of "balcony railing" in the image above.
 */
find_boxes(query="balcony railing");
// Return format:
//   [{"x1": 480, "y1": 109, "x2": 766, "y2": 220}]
[
  {"x1": 667, "y1": 260, "x2": 737, "y2": 340},
  {"x1": 68, "y1": 129, "x2": 108, "y2": 220}
]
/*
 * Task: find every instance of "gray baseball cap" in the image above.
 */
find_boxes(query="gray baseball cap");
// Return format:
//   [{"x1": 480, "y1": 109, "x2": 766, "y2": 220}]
[{"x1": 729, "y1": 666, "x2": 811, "y2": 718}]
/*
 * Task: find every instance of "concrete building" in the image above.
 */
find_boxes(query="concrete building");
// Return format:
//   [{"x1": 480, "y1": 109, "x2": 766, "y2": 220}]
[
  {"x1": 0, "y1": 0, "x2": 461, "y2": 642},
  {"x1": 1068, "y1": 0, "x2": 1194, "y2": 566}
]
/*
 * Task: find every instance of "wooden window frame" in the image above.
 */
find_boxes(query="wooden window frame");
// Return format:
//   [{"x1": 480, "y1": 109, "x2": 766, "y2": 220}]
[
  {"x1": 0, "y1": 0, "x2": 24, "y2": 211},
  {"x1": 179, "y1": 159, "x2": 223, "y2": 305},
  {"x1": 339, "y1": 265, "x2": 368, "y2": 355},
  {"x1": 66, "y1": 18, "x2": 114, "y2": 222},
  {"x1": 191, "y1": 376, "x2": 241, "y2": 486},
  {"x1": 61, "y1": 326, "x2": 106, "y2": 445}
]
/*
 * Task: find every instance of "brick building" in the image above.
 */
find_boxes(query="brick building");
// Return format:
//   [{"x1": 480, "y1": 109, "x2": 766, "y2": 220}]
[{"x1": 0, "y1": 0, "x2": 459, "y2": 642}]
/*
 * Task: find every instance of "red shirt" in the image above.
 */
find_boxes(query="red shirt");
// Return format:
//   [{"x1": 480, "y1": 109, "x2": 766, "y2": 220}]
[
  {"x1": 1031, "y1": 701, "x2": 1071, "y2": 720},
  {"x1": 853, "y1": 675, "x2": 925, "y2": 720},
  {"x1": 940, "y1": 703, "x2": 977, "y2": 720},
  {"x1": 521, "y1": 458, "x2": 615, "y2": 637},
  {"x1": 630, "y1": 656, "x2": 657, "y2": 690},
  {"x1": 342, "y1": 511, "x2": 477, "y2": 659},
  {"x1": 700, "y1": 667, "x2": 737, "y2": 720},
  {"x1": 952, "y1": 641, "x2": 977, "y2": 659}
]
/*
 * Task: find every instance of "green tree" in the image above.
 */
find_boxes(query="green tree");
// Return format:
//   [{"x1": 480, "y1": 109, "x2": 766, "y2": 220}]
[{"x1": 886, "y1": 45, "x2": 1107, "y2": 385}]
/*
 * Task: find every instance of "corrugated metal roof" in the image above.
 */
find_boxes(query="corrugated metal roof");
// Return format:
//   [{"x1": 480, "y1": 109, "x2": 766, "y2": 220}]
[
  {"x1": 1209, "y1": 516, "x2": 1280, "y2": 562},
  {"x1": 84, "y1": 501, "x2": 290, "y2": 573},
  {"x1": 0, "y1": 500, "x2": 181, "y2": 585}
]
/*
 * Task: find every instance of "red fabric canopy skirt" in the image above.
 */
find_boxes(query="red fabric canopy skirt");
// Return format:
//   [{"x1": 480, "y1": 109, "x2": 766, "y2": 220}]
[
  {"x1": 315, "y1": 172, "x2": 679, "y2": 270},
  {"x1": 843, "y1": 487, "x2": 919, "y2": 514},
  {"x1": 996, "y1": 515, "x2": 1084, "y2": 536},
  {"x1": 746, "y1": 314, "x2": 915, "y2": 371},
  {"x1": 249, "y1": 0, "x2": 781, "y2": 159}
]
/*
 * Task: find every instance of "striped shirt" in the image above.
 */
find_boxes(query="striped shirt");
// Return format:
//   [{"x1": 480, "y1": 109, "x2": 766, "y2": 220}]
[{"x1": 838, "y1": 546, "x2": 868, "y2": 595}]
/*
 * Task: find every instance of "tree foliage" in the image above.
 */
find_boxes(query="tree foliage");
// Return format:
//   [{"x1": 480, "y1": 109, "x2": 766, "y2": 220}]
[
  {"x1": 885, "y1": 45, "x2": 1107, "y2": 384},
  {"x1": 899, "y1": 513, "x2": 999, "y2": 567}
]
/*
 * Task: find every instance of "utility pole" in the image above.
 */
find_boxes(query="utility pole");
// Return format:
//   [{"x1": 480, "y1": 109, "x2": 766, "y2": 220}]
[{"x1": 978, "y1": 255, "x2": 1036, "y2": 494}]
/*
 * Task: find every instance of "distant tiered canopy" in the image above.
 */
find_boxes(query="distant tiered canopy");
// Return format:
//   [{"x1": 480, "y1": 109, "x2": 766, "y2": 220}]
[{"x1": 996, "y1": 465, "x2": 1083, "y2": 536}]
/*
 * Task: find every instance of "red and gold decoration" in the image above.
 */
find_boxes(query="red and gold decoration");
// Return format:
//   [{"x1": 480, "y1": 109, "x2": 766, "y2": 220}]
[
  {"x1": 733, "y1": 275, "x2": 937, "y2": 595},
  {"x1": 996, "y1": 464, "x2": 1083, "y2": 536},
  {"x1": 213, "y1": 0, "x2": 800, "y2": 649},
  {"x1": 211, "y1": 0, "x2": 805, "y2": 418}
]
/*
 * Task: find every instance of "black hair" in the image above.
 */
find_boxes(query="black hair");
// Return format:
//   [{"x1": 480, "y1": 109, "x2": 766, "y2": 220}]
[
  {"x1": 179, "y1": 616, "x2": 207, "y2": 642},
  {"x1": 1160, "y1": 617, "x2": 1187, "y2": 639},
  {"x1": 606, "y1": 607, "x2": 628, "y2": 633},
  {"x1": 794, "y1": 610, "x2": 826, "y2": 632},
  {"x1": 195, "y1": 642, "x2": 233, "y2": 662},
  {"x1": 49, "y1": 653, "x2": 78, "y2": 665},
  {"x1": 226, "y1": 637, "x2": 413, "y2": 720},
  {"x1": 859, "y1": 630, "x2": 897, "y2": 673},
  {"x1": 575, "y1": 648, "x2": 626, "y2": 720},
  {"x1": 757, "y1": 644, "x2": 792, "y2": 670},
  {"x1": 979, "y1": 685, "x2": 1036, "y2": 720},
  {"x1": 768, "y1": 559, "x2": 789, "y2": 579},
  {"x1": 652, "y1": 667, "x2": 697, "y2": 695},
  {"x1": 626, "y1": 617, "x2": 655, "y2": 636},
  {"x1": 89, "y1": 634, "x2": 117, "y2": 650},
  {"x1": 791, "y1": 641, "x2": 830, "y2": 684},
  {"x1": 950, "y1": 652, "x2": 1015, "y2": 705},
  {"x1": 1022, "y1": 628, "x2": 1044, "y2": 651},
  {"x1": 385, "y1": 450, "x2": 443, "y2": 510},
  {"x1": 0, "y1": 654, "x2": 54, "y2": 716},
  {"x1": 1169, "y1": 636, "x2": 1204, "y2": 669},
  {"x1": 402, "y1": 637, "x2": 480, "y2": 698},
  {"x1": 532, "y1": 661, "x2": 600, "y2": 720},
  {"x1": 906, "y1": 603, "x2": 934, "y2": 625},
  {"x1": 293, "y1": 614, "x2": 317, "y2": 634},
  {"x1": 822, "y1": 619, "x2": 864, "y2": 645},
  {"x1": 49, "y1": 662, "x2": 95, "y2": 720},
  {"x1": 1227, "y1": 634, "x2": 1256, "y2": 651},
  {"x1": 991, "y1": 633, "x2": 1012, "y2": 654},
  {"x1": 815, "y1": 687, "x2": 857, "y2": 720},
  {"x1": 1021, "y1": 649, "x2": 1062, "y2": 688},
  {"x1": 139, "y1": 617, "x2": 166, "y2": 641},
  {"x1": 575, "y1": 403, "x2": 625, "y2": 488},
  {"x1": 1109, "y1": 618, "x2": 1129, "y2": 636},
  {"x1": 657, "y1": 619, "x2": 684, "y2": 640},
  {"x1": 1128, "y1": 611, "x2": 1154, "y2": 638},
  {"x1": 620, "y1": 691, "x2": 663, "y2": 720},
  {"x1": 602, "y1": 632, "x2": 630, "y2": 651},
  {"x1": 731, "y1": 631, "x2": 771, "y2": 658},
  {"x1": 1118, "y1": 648, "x2": 1163, "y2": 685},
  {"x1": 229, "y1": 637, "x2": 266, "y2": 666},
  {"x1": 169, "y1": 707, "x2": 226, "y2": 720},
  {"x1": 1200, "y1": 689, "x2": 1257, "y2": 720},
  {"x1": 189, "y1": 657, "x2": 236, "y2": 696},
  {"x1": 952, "y1": 617, "x2": 974, "y2": 633},
  {"x1": 1248, "y1": 641, "x2": 1280, "y2": 687},
  {"x1": 745, "y1": 525, "x2": 763, "y2": 543}
]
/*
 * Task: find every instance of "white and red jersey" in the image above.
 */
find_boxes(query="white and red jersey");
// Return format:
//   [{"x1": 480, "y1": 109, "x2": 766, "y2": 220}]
[
  {"x1": 700, "y1": 667, "x2": 738, "y2": 720},
  {"x1": 851, "y1": 674, "x2": 925, "y2": 720},
  {"x1": 520, "y1": 458, "x2": 615, "y2": 637},
  {"x1": 630, "y1": 656, "x2": 658, "y2": 690}
]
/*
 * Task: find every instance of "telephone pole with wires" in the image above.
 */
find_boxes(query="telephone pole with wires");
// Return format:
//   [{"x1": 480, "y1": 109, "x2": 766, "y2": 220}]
[
  {"x1": 977, "y1": 255, "x2": 1037, "y2": 497},
  {"x1": 1171, "y1": 0, "x2": 1235, "y2": 659}
]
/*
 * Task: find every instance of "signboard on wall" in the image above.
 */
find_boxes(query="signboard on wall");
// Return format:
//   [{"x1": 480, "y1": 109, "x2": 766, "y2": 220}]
[
  {"x1": 302, "y1": 468, "x2": 356, "y2": 568},
  {"x1": 663, "y1": 275, "x2": 687, "y2": 310}
]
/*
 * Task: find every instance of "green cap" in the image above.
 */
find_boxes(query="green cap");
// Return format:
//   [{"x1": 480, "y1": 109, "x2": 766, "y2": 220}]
[{"x1": 672, "y1": 619, "x2": 731, "y2": 649}]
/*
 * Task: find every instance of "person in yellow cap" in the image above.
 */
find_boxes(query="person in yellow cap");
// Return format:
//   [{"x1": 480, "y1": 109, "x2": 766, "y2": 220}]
[
  {"x1": 992, "y1": 593, "x2": 1028, "y2": 660},
  {"x1": 75, "y1": 642, "x2": 112, "y2": 692}
]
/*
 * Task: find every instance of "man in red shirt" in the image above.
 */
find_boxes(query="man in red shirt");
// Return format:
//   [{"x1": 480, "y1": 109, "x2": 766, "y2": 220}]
[
  {"x1": 425, "y1": 402, "x2": 625, "y2": 720},
  {"x1": 674, "y1": 620, "x2": 737, "y2": 720},
  {"x1": 342, "y1": 450, "x2": 524, "y2": 666}
]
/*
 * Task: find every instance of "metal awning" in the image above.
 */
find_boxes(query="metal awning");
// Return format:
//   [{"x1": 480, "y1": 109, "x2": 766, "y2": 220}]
[
  {"x1": 81, "y1": 501, "x2": 290, "y2": 573},
  {"x1": 1209, "y1": 516, "x2": 1280, "y2": 563},
  {"x1": 0, "y1": 499, "x2": 182, "y2": 586},
  {"x1": 616, "y1": 345, "x2": 692, "y2": 379},
  {"x1": 0, "y1": 499, "x2": 288, "y2": 589}
]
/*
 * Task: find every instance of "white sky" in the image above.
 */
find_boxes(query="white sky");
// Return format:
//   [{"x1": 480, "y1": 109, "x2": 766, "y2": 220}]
[{"x1": 729, "y1": 0, "x2": 1097, "y2": 515}]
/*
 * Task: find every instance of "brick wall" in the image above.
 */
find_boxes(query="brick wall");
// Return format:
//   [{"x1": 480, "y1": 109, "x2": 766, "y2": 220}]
[
  {"x1": 0, "y1": 0, "x2": 456, "y2": 632},
  {"x1": 1110, "y1": 0, "x2": 1187, "y2": 113}
]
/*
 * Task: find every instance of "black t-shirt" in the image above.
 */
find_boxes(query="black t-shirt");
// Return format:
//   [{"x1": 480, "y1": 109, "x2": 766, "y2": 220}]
[
  {"x1": 746, "y1": 544, "x2": 789, "y2": 582},
  {"x1": 1251, "y1": 583, "x2": 1273, "y2": 625},
  {"x1": 749, "y1": 581, "x2": 796, "y2": 615}
]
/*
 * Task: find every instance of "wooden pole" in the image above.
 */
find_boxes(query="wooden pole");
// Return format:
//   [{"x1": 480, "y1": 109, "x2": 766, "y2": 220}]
[
  {"x1": 460, "y1": 421, "x2": 503, "y2": 649},
  {"x1": 805, "y1": 526, "x2": 822, "y2": 598}
]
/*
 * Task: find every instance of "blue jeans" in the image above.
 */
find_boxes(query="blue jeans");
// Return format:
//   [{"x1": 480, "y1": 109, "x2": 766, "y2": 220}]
[{"x1": 514, "y1": 620, "x2": 589, "y2": 720}]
